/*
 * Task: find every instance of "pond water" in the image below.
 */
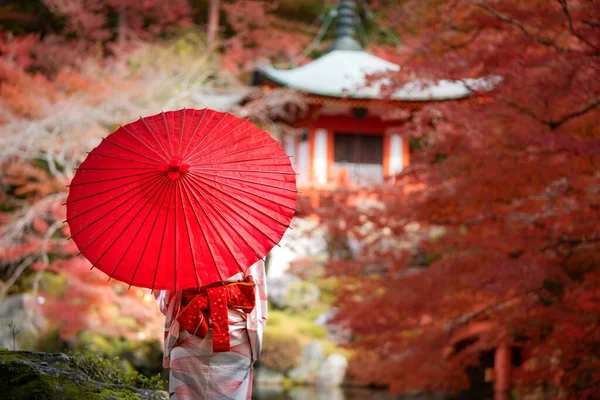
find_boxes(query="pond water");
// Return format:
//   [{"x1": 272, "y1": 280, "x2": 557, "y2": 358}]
[{"x1": 252, "y1": 386, "x2": 447, "y2": 400}]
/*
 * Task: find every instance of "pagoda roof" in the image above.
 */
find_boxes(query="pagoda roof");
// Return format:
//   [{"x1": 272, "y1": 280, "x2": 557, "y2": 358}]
[{"x1": 259, "y1": 49, "x2": 471, "y2": 101}]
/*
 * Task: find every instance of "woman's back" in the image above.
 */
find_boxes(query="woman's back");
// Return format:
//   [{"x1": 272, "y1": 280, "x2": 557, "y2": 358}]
[{"x1": 155, "y1": 260, "x2": 267, "y2": 400}]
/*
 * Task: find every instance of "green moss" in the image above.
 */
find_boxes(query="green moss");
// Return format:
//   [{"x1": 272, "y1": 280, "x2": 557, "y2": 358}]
[
  {"x1": 0, "y1": 354, "x2": 137, "y2": 399},
  {"x1": 68, "y1": 349, "x2": 166, "y2": 390},
  {"x1": 0, "y1": 348, "x2": 32, "y2": 362},
  {"x1": 0, "y1": 349, "x2": 165, "y2": 399},
  {"x1": 0, "y1": 363, "x2": 74, "y2": 399},
  {"x1": 74, "y1": 333, "x2": 163, "y2": 378}
]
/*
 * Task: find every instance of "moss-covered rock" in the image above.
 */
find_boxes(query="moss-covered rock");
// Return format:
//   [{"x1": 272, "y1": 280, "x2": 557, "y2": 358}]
[
  {"x1": 74, "y1": 332, "x2": 164, "y2": 378},
  {"x1": 0, "y1": 349, "x2": 166, "y2": 400}
]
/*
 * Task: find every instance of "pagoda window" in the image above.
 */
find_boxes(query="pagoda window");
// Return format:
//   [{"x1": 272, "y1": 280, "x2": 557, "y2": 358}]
[
  {"x1": 334, "y1": 133, "x2": 383, "y2": 164},
  {"x1": 333, "y1": 132, "x2": 384, "y2": 184}
]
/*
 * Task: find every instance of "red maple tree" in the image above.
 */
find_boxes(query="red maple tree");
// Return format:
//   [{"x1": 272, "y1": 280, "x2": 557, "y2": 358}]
[
  {"x1": 40, "y1": 0, "x2": 191, "y2": 43},
  {"x1": 219, "y1": 0, "x2": 314, "y2": 72},
  {"x1": 0, "y1": 0, "x2": 191, "y2": 79},
  {"x1": 319, "y1": 1, "x2": 600, "y2": 398}
]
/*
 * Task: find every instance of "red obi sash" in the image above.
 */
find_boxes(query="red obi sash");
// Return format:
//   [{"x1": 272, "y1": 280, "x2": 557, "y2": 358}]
[{"x1": 175, "y1": 278, "x2": 255, "y2": 352}]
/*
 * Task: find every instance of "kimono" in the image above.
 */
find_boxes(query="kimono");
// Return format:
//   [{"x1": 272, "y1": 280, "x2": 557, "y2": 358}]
[{"x1": 154, "y1": 260, "x2": 267, "y2": 400}]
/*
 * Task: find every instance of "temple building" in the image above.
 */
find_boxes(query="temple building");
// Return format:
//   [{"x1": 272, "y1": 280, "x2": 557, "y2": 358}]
[{"x1": 256, "y1": 0, "x2": 471, "y2": 187}]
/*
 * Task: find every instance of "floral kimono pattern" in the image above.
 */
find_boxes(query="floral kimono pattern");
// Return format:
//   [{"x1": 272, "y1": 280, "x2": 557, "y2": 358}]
[{"x1": 154, "y1": 260, "x2": 267, "y2": 400}]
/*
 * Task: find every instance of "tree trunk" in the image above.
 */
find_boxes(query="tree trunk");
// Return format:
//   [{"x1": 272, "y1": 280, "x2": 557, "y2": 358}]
[
  {"x1": 494, "y1": 342, "x2": 511, "y2": 400},
  {"x1": 117, "y1": 6, "x2": 126, "y2": 45},
  {"x1": 207, "y1": 0, "x2": 220, "y2": 49}
]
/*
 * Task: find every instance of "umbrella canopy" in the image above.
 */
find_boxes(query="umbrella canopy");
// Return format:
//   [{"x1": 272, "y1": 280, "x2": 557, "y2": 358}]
[{"x1": 66, "y1": 109, "x2": 297, "y2": 290}]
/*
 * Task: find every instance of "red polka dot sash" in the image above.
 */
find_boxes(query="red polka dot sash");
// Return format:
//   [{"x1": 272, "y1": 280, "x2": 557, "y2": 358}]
[{"x1": 176, "y1": 279, "x2": 256, "y2": 352}]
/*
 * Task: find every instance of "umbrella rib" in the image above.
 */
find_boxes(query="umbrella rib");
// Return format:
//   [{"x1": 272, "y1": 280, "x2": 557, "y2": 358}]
[
  {"x1": 73, "y1": 177, "x2": 165, "y2": 252},
  {"x1": 191, "y1": 167, "x2": 296, "y2": 175},
  {"x1": 185, "y1": 125, "x2": 258, "y2": 163},
  {"x1": 188, "y1": 173, "x2": 290, "y2": 229},
  {"x1": 187, "y1": 178, "x2": 279, "y2": 253},
  {"x1": 184, "y1": 173, "x2": 297, "y2": 211},
  {"x1": 189, "y1": 171, "x2": 298, "y2": 193},
  {"x1": 187, "y1": 135, "x2": 278, "y2": 165},
  {"x1": 181, "y1": 108, "x2": 206, "y2": 156},
  {"x1": 192, "y1": 121, "x2": 254, "y2": 158},
  {"x1": 66, "y1": 175, "x2": 161, "y2": 223},
  {"x1": 192, "y1": 185, "x2": 262, "y2": 259},
  {"x1": 121, "y1": 124, "x2": 169, "y2": 163},
  {"x1": 151, "y1": 183, "x2": 175, "y2": 291},
  {"x1": 194, "y1": 155, "x2": 290, "y2": 168},
  {"x1": 102, "y1": 137, "x2": 161, "y2": 163},
  {"x1": 76, "y1": 167, "x2": 154, "y2": 171},
  {"x1": 65, "y1": 173, "x2": 158, "y2": 205},
  {"x1": 185, "y1": 122, "x2": 254, "y2": 163},
  {"x1": 87, "y1": 152, "x2": 157, "y2": 166},
  {"x1": 201, "y1": 169, "x2": 294, "y2": 185},
  {"x1": 186, "y1": 175, "x2": 284, "y2": 246},
  {"x1": 183, "y1": 176, "x2": 262, "y2": 261},
  {"x1": 173, "y1": 178, "x2": 178, "y2": 291},
  {"x1": 179, "y1": 180, "x2": 225, "y2": 282},
  {"x1": 107, "y1": 179, "x2": 170, "y2": 281},
  {"x1": 180, "y1": 177, "x2": 246, "y2": 274},
  {"x1": 140, "y1": 116, "x2": 171, "y2": 160},
  {"x1": 176, "y1": 179, "x2": 202, "y2": 288},
  {"x1": 178, "y1": 108, "x2": 186, "y2": 154},
  {"x1": 182, "y1": 112, "x2": 230, "y2": 161},
  {"x1": 238, "y1": 172, "x2": 299, "y2": 184},
  {"x1": 94, "y1": 177, "x2": 170, "y2": 275},
  {"x1": 127, "y1": 179, "x2": 172, "y2": 289},
  {"x1": 161, "y1": 111, "x2": 174, "y2": 156},
  {"x1": 67, "y1": 170, "x2": 160, "y2": 188}
]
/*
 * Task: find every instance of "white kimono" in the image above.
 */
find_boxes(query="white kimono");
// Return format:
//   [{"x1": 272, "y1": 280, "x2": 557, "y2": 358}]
[{"x1": 155, "y1": 260, "x2": 267, "y2": 400}]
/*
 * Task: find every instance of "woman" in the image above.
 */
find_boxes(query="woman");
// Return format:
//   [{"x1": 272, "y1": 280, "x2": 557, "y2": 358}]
[{"x1": 155, "y1": 259, "x2": 267, "y2": 400}]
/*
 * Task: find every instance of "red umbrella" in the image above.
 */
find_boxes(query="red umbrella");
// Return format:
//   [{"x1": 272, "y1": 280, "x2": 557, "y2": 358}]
[{"x1": 66, "y1": 109, "x2": 297, "y2": 290}]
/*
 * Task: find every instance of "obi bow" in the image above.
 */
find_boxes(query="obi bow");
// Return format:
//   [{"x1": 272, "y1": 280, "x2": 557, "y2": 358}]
[{"x1": 175, "y1": 279, "x2": 256, "y2": 352}]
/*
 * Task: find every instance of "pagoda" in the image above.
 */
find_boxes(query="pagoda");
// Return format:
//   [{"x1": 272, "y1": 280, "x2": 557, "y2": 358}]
[{"x1": 256, "y1": 0, "x2": 470, "y2": 187}]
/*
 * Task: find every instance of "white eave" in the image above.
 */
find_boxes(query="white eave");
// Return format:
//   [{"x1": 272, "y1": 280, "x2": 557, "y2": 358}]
[{"x1": 259, "y1": 50, "x2": 471, "y2": 101}]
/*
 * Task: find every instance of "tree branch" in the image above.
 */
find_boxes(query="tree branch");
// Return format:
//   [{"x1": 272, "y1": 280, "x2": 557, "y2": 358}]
[
  {"x1": 582, "y1": 19, "x2": 600, "y2": 29},
  {"x1": 440, "y1": 26, "x2": 484, "y2": 50},
  {"x1": 0, "y1": 256, "x2": 35, "y2": 299},
  {"x1": 502, "y1": 97, "x2": 600, "y2": 130},
  {"x1": 470, "y1": 0, "x2": 572, "y2": 52},
  {"x1": 444, "y1": 288, "x2": 540, "y2": 334},
  {"x1": 550, "y1": 97, "x2": 600, "y2": 129},
  {"x1": 557, "y1": 0, "x2": 598, "y2": 51}
]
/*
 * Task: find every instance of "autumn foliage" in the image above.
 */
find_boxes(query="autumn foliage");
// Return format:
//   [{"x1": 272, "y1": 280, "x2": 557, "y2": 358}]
[
  {"x1": 1, "y1": 0, "x2": 599, "y2": 398},
  {"x1": 0, "y1": 0, "x2": 315, "y2": 351},
  {"x1": 315, "y1": 1, "x2": 600, "y2": 398},
  {"x1": 0, "y1": 1, "x2": 198, "y2": 348}
]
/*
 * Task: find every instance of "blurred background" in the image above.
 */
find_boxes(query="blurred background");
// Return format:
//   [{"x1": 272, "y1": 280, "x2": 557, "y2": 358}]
[{"x1": 0, "y1": 1, "x2": 599, "y2": 399}]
